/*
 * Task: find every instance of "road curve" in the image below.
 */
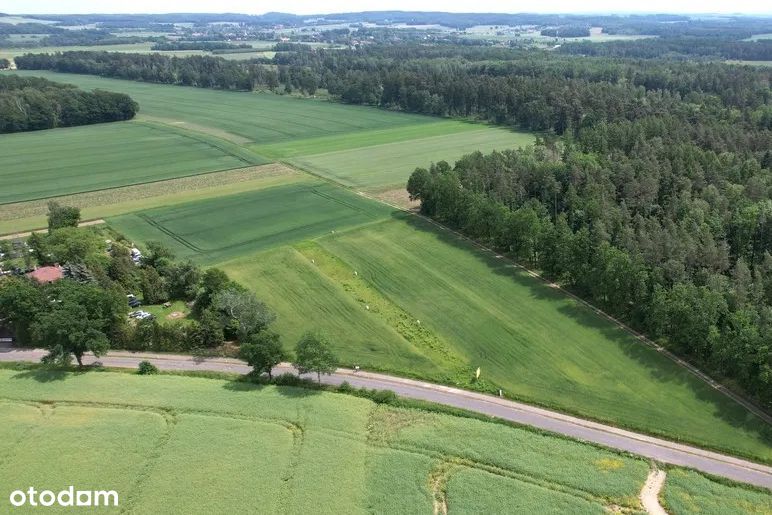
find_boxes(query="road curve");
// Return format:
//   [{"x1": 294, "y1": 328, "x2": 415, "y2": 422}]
[{"x1": 1, "y1": 346, "x2": 771, "y2": 489}]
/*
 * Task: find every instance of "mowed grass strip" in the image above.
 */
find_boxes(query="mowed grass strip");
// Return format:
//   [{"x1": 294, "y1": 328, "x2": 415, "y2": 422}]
[
  {"x1": 0, "y1": 164, "x2": 301, "y2": 235},
  {"x1": 0, "y1": 121, "x2": 259, "y2": 204},
  {"x1": 107, "y1": 181, "x2": 394, "y2": 264},
  {"x1": 317, "y1": 215, "x2": 772, "y2": 462},
  {"x1": 288, "y1": 127, "x2": 535, "y2": 191},
  {"x1": 7, "y1": 71, "x2": 436, "y2": 144}
]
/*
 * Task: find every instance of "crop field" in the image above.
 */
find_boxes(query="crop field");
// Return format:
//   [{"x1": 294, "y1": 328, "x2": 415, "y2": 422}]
[
  {"x1": 215, "y1": 214, "x2": 772, "y2": 462},
  {"x1": 0, "y1": 369, "x2": 767, "y2": 513},
  {"x1": 288, "y1": 127, "x2": 534, "y2": 191},
  {"x1": 0, "y1": 164, "x2": 301, "y2": 234},
  {"x1": 6, "y1": 71, "x2": 437, "y2": 145},
  {"x1": 107, "y1": 181, "x2": 394, "y2": 264},
  {"x1": 661, "y1": 468, "x2": 772, "y2": 513},
  {"x1": 0, "y1": 368, "x2": 661, "y2": 512},
  {"x1": 0, "y1": 121, "x2": 263, "y2": 205}
]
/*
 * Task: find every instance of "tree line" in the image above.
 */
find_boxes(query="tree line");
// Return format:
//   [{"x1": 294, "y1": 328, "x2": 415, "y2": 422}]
[
  {"x1": 407, "y1": 142, "x2": 771, "y2": 406},
  {"x1": 0, "y1": 75, "x2": 137, "y2": 133}
]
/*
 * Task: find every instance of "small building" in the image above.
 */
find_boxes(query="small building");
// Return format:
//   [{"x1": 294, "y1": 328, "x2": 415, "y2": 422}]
[{"x1": 27, "y1": 265, "x2": 64, "y2": 284}]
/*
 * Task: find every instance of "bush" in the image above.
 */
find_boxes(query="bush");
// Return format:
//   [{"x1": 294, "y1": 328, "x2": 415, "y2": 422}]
[{"x1": 137, "y1": 360, "x2": 159, "y2": 375}]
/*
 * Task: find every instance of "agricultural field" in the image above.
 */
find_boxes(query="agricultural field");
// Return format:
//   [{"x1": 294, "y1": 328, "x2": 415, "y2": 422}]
[
  {"x1": 107, "y1": 180, "x2": 394, "y2": 264},
  {"x1": 212, "y1": 213, "x2": 772, "y2": 463},
  {"x1": 2, "y1": 367, "x2": 766, "y2": 513},
  {"x1": 6, "y1": 71, "x2": 439, "y2": 145},
  {"x1": 0, "y1": 121, "x2": 263, "y2": 205},
  {"x1": 0, "y1": 164, "x2": 301, "y2": 234},
  {"x1": 287, "y1": 126, "x2": 534, "y2": 191}
]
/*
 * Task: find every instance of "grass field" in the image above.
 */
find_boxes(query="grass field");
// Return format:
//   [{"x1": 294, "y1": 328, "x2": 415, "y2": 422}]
[
  {"x1": 288, "y1": 127, "x2": 534, "y2": 191},
  {"x1": 107, "y1": 181, "x2": 394, "y2": 264},
  {"x1": 0, "y1": 121, "x2": 264, "y2": 205},
  {"x1": 6, "y1": 71, "x2": 437, "y2": 145},
  {"x1": 216, "y1": 214, "x2": 772, "y2": 462}
]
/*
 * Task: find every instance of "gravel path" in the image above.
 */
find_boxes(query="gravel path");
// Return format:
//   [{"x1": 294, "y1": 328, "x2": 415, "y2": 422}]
[{"x1": 640, "y1": 469, "x2": 668, "y2": 515}]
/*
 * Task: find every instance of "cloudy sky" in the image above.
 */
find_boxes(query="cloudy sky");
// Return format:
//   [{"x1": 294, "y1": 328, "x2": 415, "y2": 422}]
[{"x1": 5, "y1": 1, "x2": 771, "y2": 15}]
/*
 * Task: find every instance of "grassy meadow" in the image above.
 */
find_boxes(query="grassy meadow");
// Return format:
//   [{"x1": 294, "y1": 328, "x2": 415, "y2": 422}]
[
  {"x1": 0, "y1": 121, "x2": 262, "y2": 204},
  {"x1": 107, "y1": 181, "x2": 394, "y2": 264},
  {"x1": 0, "y1": 368, "x2": 768, "y2": 513}
]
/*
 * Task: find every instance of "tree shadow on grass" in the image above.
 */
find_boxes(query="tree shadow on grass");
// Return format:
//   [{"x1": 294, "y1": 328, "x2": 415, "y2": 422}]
[
  {"x1": 220, "y1": 373, "x2": 322, "y2": 398},
  {"x1": 10, "y1": 367, "x2": 90, "y2": 383},
  {"x1": 393, "y1": 212, "x2": 772, "y2": 450}
]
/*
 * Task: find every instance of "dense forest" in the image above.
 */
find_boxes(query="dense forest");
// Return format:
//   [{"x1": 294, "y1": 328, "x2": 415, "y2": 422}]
[
  {"x1": 0, "y1": 75, "x2": 137, "y2": 133},
  {"x1": 560, "y1": 37, "x2": 772, "y2": 61}
]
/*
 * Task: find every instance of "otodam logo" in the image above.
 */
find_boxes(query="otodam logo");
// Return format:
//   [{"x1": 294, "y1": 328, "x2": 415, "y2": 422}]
[{"x1": 9, "y1": 487, "x2": 118, "y2": 508}]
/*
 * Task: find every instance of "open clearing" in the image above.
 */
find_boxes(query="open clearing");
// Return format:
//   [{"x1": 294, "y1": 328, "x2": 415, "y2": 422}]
[
  {"x1": 6, "y1": 71, "x2": 437, "y2": 145},
  {"x1": 288, "y1": 127, "x2": 535, "y2": 191},
  {"x1": 107, "y1": 181, "x2": 394, "y2": 264},
  {"x1": 215, "y1": 213, "x2": 772, "y2": 463},
  {"x1": 0, "y1": 121, "x2": 264, "y2": 205},
  {"x1": 2, "y1": 367, "x2": 761, "y2": 513}
]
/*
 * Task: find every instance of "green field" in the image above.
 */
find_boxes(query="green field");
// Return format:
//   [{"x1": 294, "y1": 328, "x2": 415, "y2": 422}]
[
  {"x1": 6, "y1": 71, "x2": 438, "y2": 145},
  {"x1": 288, "y1": 127, "x2": 534, "y2": 190},
  {"x1": 0, "y1": 370, "x2": 740, "y2": 513},
  {"x1": 215, "y1": 213, "x2": 772, "y2": 462},
  {"x1": 662, "y1": 468, "x2": 772, "y2": 514},
  {"x1": 0, "y1": 164, "x2": 301, "y2": 234},
  {"x1": 0, "y1": 368, "x2": 768, "y2": 513},
  {"x1": 0, "y1": 122, "x2": 262, "y2": 204},
  {"x1": 108, "y1": 181, "x2": 394, "y2": 264}
]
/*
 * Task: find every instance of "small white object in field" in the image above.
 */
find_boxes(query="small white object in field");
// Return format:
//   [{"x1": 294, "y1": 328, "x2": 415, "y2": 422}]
[
  {"x1": 365, "y1": 305, "x2": 369, "y2": 310},
  {"x1": 416, "y1": 319, "x2": 420, "y2": 324},
  {"x1": 311, "y1": 259, "x2": 315, "y2": 264},
  {"x1": 354, "y1": 271, "x2": 358, "y2": 276},
  {"x1": 498, "y1": 389, "x2": 503, "y2": 397}
]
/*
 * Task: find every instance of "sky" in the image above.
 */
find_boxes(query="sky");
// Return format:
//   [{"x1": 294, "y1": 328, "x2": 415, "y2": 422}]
[{"x1": 4, "y1": 1, "x2": 771, "y2": 16}]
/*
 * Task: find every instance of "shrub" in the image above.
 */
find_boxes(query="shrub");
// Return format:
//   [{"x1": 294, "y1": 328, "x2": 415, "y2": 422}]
[{"x1": 137, "y1": 360, "x2": 159, "y2": 375}]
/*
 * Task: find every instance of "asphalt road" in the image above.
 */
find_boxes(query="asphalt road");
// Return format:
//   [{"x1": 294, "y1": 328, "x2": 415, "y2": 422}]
[{"x1": 1, "y1": 346, "x2": 770, "y2": 489}]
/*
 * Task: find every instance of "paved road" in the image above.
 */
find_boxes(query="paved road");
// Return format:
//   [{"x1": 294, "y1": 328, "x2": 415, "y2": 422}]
[{"x1": 1, "y1": 346, "x2": 771, "y2": 489}]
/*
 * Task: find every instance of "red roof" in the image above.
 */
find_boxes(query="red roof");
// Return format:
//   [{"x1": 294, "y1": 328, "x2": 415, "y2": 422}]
[{"x1": 27, "y1": 266, "x2": 63, "y2": 283}]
